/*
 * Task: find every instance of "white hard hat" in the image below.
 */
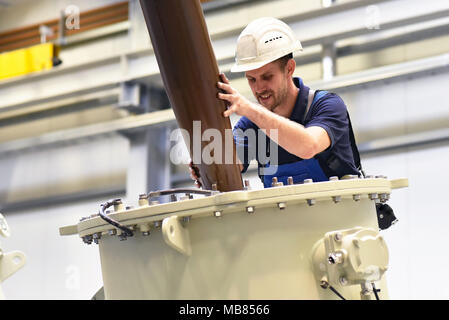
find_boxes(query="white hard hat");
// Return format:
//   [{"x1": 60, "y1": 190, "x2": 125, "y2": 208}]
[{"x1": 231, "y1": 17, "x2": 303, "y2": 73}]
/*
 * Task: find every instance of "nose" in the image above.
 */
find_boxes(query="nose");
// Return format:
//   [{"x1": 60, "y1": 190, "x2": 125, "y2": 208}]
[{"x1": 254, "y1": 80, "x2": 267, "y2": 94}]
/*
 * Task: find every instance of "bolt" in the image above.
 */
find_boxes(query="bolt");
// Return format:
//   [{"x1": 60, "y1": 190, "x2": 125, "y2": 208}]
[
  {"x1": 287, "y1": 177, "x2": 294, "y2": 185},
  {"x1": 332, "y1": 195, "x2": 341, "y2": 203},
  {"x1": 212, "y1": 183, "x2": 218, "y2": 191},
  {"x1": 113, "y1": 199, "x2": 124, "y2": 212},
  {"x1": 214, "y1": 211, "x2": 222, "y2": 218},
  {"x1": 82, "y1": 235, "x2": 93, "y2": 245},
  {"x1": 369, "y1": 193, "x2": 378, "y2": 200},
  {"x1": 246, "y1": 206, "x2": 255, "y2": 214},
  {"x1": 139, "y1": 194, "x2": 149, "y2": 206},
  {"x1": 328, "y1": 252, "x2": 344, "y2": 264},
  {"x1": 307, "y1": 199, "x2": 315, "y2": 206},
  {"x1": 320, "y1": 280, "x2": 329, "y2": 289},
  {"x1": 379, "y1": 193, "x2": 388, "y2": 202},
  {"x1": 361, "y1": 288, "x2": 372, "y2": 296},
  {"x1": 118, "y1": 234, "x2": 127, "y2": 241},
  {"x1": 303, "y1": 179, "x2": 313, "y2": 184},
  {"x1": 366, "y1": 175, "x2": 374, "y2": 179},
  {"x1": 182, "y1": 216, "x2": 191, "y2": 224},
  {"x1": 334, "y1": 233, "x2": 343, "y2": 242},
  {"x1": 93, "y1": 233, "x2": 101, "y2": 240},
  {"x1": 271, "y1": 177, "x2": 283, "y2": 187},
  {"x1": 329, "y1": 176, "x2": 339, "y2": 181},
  {"x1": 278, "y1": 202, "x2": 286, "y2": 210},
  {"x1": 339, "y1": 277, "x2": 348, "y2": 286},
  {"x1": 108, "y1": 229, "x2": 117, "y2": 236},
  {"x1": 353, "y1": 194, "x2": 361, "y2": 201},
  {"x1": 139, "y1": 224, "x2": 151, "y2": 235}
]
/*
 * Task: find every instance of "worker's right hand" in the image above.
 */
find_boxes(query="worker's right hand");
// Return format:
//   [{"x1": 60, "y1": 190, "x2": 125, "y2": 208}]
[
  {"x1": 189, "y1": 160, "x2": 202, "y2": 188},
  {"x1": 217, "y1": 73, "x2": 255, "y2": 118}
]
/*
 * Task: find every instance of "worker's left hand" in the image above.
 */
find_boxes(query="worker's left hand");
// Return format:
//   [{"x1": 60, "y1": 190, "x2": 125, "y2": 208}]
[{"x1": 217, "y1": 73, "x2": 255, "y2": 118}]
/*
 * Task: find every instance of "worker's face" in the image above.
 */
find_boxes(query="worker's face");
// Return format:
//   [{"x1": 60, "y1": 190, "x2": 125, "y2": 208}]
[{"x1": 245, "y1": 60, "x2": 290, "y2": 111}]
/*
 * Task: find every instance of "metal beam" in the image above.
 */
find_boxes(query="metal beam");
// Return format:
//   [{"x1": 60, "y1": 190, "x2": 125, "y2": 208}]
[
  {"x1": 4, "y1": 13, "x2": 449, "y2": 118},
  {"x1": 310, "y1": 52, "x2": 449, "y2": 92},
  {"x1": 0, "y1": 88, "x2": 120, "y2": 121},
  {"x1": 4, "y1": 0, "x2": 436, "y2": 111},
  {"x1": 358, "y1": 127, "x2": 449, "y2": 155},
  {"x1": 201, "y1": 0, "x2": 264, "y2": 13},
  {"x1": 0, "y1": 109, "x2": 176, "y2": 154}
]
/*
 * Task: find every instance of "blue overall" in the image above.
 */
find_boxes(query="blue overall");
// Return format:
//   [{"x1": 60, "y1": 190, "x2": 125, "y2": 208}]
[{"x1": 262, "y1": 91, "x2": 329, "y2": 188}]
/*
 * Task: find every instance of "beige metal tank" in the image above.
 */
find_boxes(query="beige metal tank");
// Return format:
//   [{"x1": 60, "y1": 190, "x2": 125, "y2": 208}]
[
  {"x1": 0, "y1": 213, "x2": 26, "y2": 299},
  {"x1": 60, "y1": 176, "x2": 408, "y2": 300}
]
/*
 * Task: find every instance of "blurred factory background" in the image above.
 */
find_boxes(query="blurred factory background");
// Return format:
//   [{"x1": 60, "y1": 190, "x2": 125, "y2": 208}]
[{"x1": 0, "y1": 0, "x2": 448, "y2": 299}]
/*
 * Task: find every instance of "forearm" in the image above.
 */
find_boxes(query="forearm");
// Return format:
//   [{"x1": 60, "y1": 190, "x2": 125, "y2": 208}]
[{"x1": 247, "y1": 104, "x2": 318, "y2": 159}]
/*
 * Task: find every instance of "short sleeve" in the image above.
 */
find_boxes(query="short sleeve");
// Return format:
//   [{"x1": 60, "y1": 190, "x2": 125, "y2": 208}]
[{"x1": 304, "y1": 94, "x2": 349, "y2": 149}]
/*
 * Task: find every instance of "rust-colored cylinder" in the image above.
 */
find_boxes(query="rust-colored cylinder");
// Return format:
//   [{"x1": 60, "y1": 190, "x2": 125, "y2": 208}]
[{"x1": 139, "y1": 0, "x2": 243, "y2": 192}]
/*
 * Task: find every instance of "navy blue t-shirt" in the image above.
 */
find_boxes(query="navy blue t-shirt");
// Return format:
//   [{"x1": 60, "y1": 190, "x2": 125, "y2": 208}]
[{"x1": 233, "y1": 77, "x2": 359, "y2": 180}]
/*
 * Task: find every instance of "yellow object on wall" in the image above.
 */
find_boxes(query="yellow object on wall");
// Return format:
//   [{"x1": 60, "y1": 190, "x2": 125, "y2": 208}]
[{"x1": 0, "y1": 43, "x2": 59, "y2": 81}]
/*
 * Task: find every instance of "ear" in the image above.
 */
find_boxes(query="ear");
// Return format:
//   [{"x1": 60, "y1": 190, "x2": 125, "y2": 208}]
[{"x1": 286, "y1": 59, "x2": 296, "y2": 77}]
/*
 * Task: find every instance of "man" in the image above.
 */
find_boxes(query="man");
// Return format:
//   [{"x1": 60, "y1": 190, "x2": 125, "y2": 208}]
[{"x1": 191, "y1": 17, "x2": 361, "y2": 188}]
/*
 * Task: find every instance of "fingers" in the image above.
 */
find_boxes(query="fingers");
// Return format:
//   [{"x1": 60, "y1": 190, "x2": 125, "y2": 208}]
[
  {"x1": 217, "y1": 92, "x2": 235, "y2": 103},
  {"x1": 223, "y1": 106, "x2": 236, "y2": 117},
  {"x1": 217, "y1": 81, "x2": 234, "y2": 94},
  {"x1": 219, "y1": 73, "x2": 230, "y2": 84},
  {"x1": 189, "y1": 160, "x2": 202, "y2": 188}
]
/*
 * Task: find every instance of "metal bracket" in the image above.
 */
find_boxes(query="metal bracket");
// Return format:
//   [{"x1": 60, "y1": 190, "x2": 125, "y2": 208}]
[
  {"x1": 118, "y1": 82, "x2": 148, "y2": 113},
  {"x1": 162, "y1": 215, "x2": 191, "y2": 256},
  {"x1": 0, "y1": 250, "x2": 26, "y2": 282}
]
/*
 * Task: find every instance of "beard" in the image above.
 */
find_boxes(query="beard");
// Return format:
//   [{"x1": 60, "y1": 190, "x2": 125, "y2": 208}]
[{"x1": 256, "y1": 82, "x2": 288, "y2": 112}]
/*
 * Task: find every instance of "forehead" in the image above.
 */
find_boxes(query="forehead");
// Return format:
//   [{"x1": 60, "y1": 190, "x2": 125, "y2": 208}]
[{"x1": 245, "y1": 61, "x2": 281, "y2": 78}]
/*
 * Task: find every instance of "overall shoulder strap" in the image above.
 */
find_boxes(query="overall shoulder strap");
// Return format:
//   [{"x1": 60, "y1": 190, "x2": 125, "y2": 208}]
[
  {"x1": 306, "y1": 89, "x2": 365, "y2": 177},
  {"x1": 346, "y1": 111, "x2": 364, "y2": 176},
  {"x1": 303, "y1": 89, "x2": 315, "y2": 123}
]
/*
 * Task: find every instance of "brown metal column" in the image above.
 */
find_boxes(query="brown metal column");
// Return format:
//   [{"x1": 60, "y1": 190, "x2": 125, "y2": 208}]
[{"x1": 139, "y1": 0, "x2": 243, "y2": 192}]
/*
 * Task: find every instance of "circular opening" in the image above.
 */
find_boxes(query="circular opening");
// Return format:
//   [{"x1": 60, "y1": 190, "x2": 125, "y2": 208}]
[{"x1": 13, "y1": 256, "x2": 22, "y2": 265}]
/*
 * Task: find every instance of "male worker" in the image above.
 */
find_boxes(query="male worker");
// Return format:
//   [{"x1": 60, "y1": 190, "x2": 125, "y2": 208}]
[{"x1": 191, "y1": 17, "x2": 361, "y2": 188}]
